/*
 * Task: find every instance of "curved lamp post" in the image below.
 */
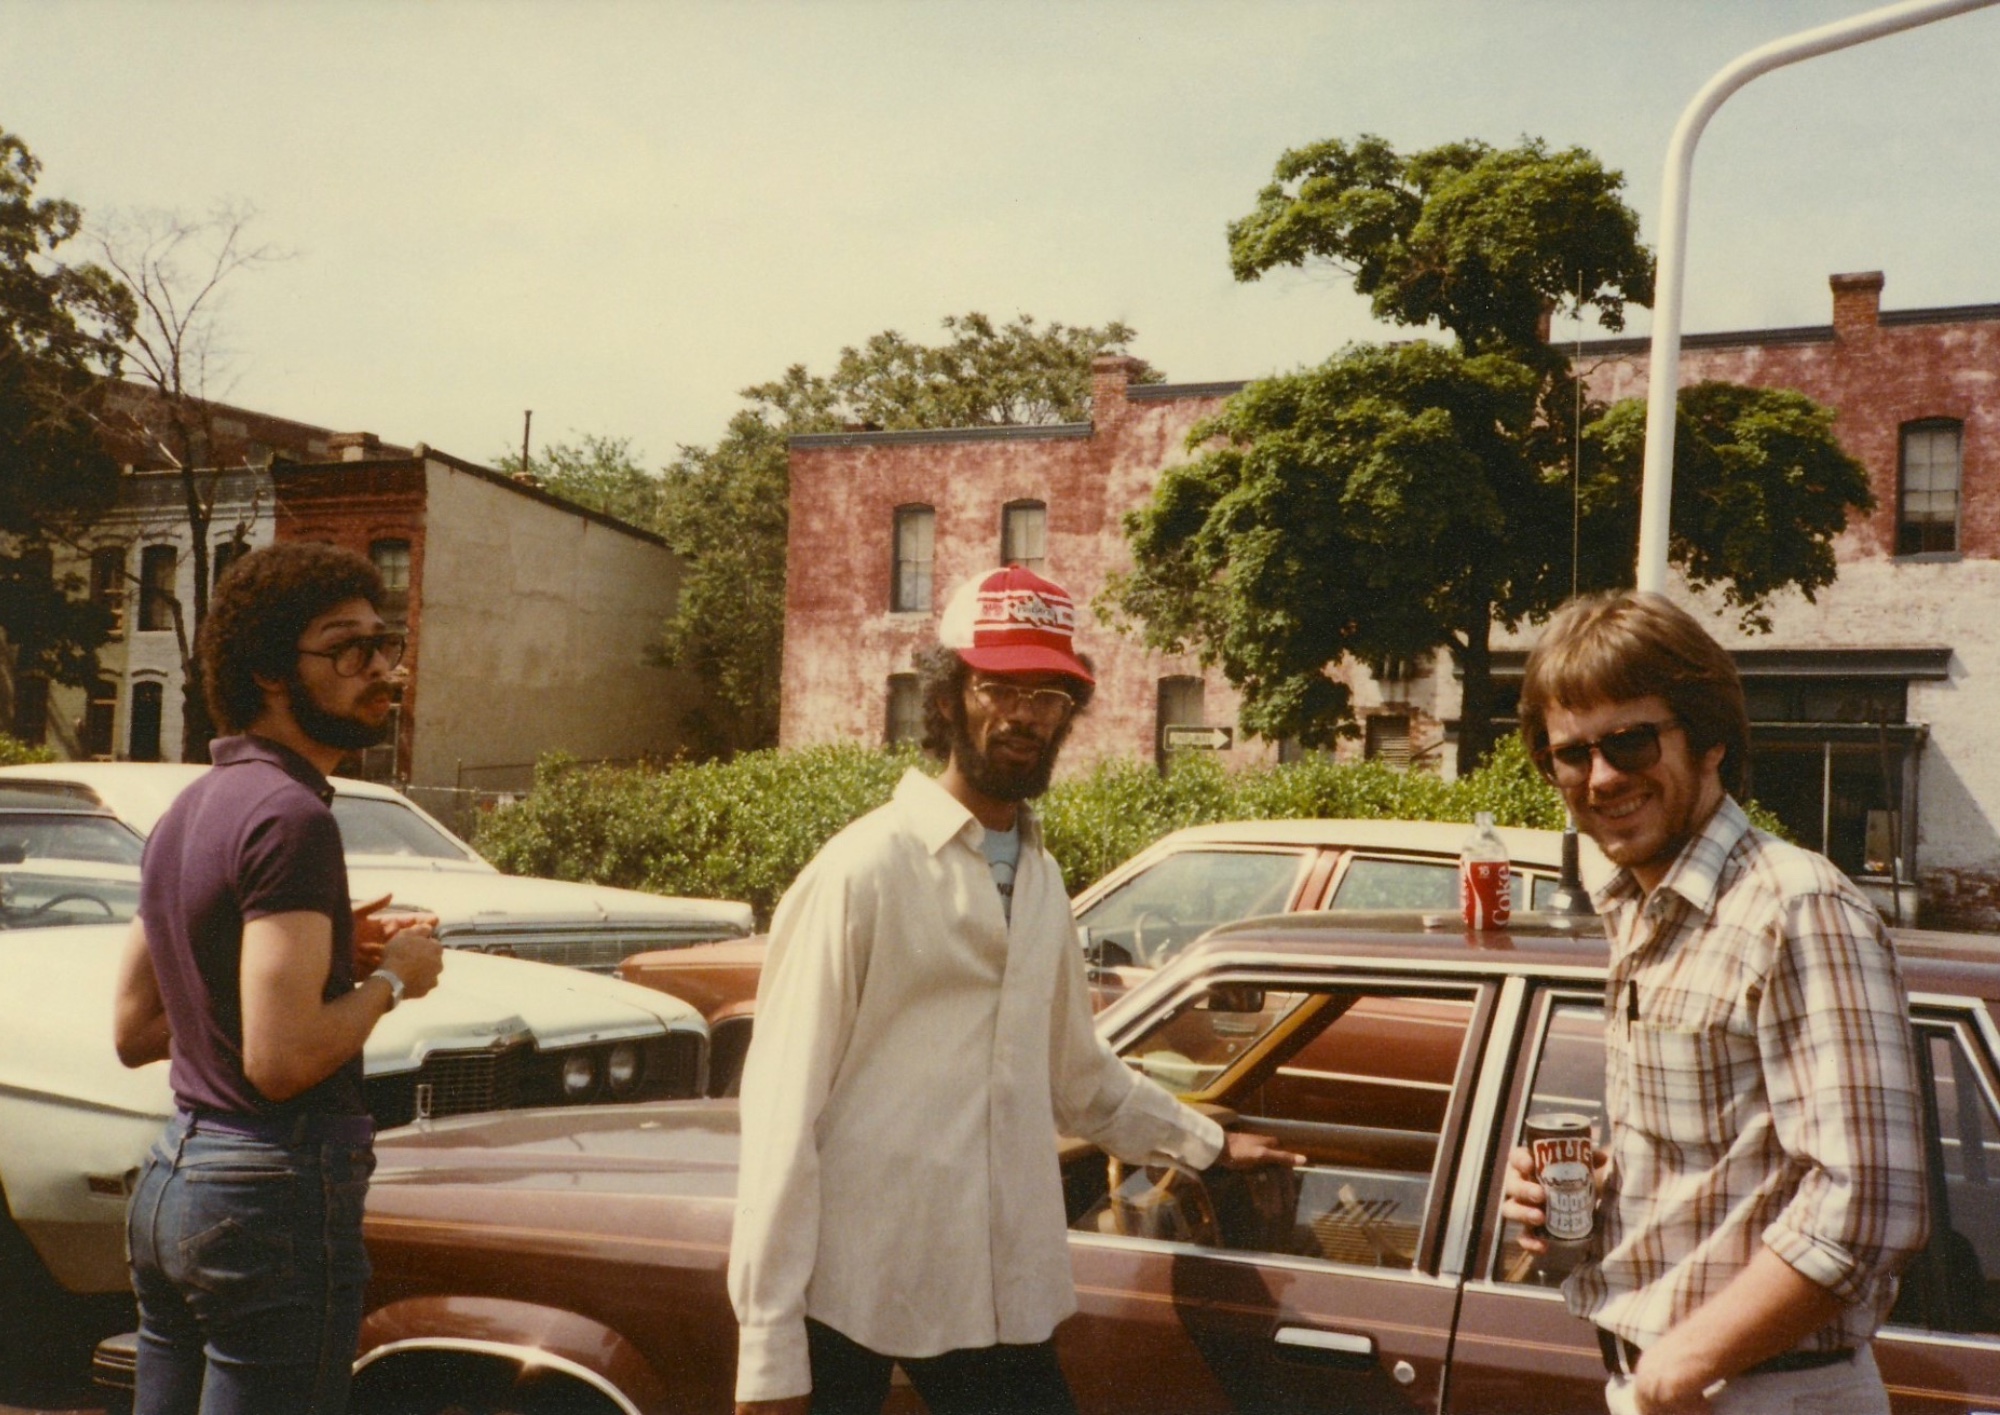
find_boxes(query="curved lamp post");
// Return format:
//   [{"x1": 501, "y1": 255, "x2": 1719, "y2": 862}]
[{"x1": 1635, "y1": 0, "x2": 2000, "y2": 593}]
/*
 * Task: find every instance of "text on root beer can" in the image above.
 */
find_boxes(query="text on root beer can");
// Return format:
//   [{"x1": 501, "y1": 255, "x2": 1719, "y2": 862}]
[{"x1": 1525, "y1": 1112, "x2": 1596, "y2": 1243}]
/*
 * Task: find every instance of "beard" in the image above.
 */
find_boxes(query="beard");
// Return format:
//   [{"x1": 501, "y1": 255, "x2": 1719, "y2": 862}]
[
  {"x1": 285, "y1": 672, "x2": 393, "y2": 752},
  {"x1": 949, "y1": 710, "x2": 1069, "y2": 803}
]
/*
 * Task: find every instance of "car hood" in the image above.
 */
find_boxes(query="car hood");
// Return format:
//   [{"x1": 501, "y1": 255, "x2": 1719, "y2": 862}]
[
  {"x1": 0, "y1": 922, "x2": 705, "y2": 1110},
  {"x1": 364, "y1": 949, "x2": 707, "y2": 1075},
  {"x1": 372, "y1": 1098, "x2": 744, "y2": 1198},
  {"x1": 348, "y1": 866, "x2": 754, "y2": 935}
]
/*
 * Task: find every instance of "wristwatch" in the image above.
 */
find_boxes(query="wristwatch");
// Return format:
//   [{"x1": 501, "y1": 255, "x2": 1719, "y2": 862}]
[{"x1": 368, "y1": 967, "x2": 407, "y2": 1010}]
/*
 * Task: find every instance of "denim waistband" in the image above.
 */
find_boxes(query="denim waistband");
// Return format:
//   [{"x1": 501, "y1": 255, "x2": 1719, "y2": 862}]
[{"x1": 179, "y1": 1107, "x2": 375, "y2": 1146}]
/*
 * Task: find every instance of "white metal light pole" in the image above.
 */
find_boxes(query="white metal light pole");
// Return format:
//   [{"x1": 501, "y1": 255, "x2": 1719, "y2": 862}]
[{"x1": 1635, "y1": 0, "x2": 2000, "y2": 593}]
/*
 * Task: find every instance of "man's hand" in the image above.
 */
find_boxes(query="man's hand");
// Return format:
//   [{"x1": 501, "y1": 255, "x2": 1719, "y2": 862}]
[
  {"x1": 735, "y1": 1400, "x2": 809, "y2": 1415},
  {"x1": 1500, "y1": 1141, "x2": 1610, "y2": 1254},
  {"x1": 1500, "y1": 1144, "x2": 1549, "y2": 1253},
  {"x1": 1218, "y1": 1131, "x2": 1306, "y2": 1169},
  {"x1": 1629, "y1": 1327, "x2": 1722, "y2": 1415},
  {"x1": 378, "y1": 922, "x2": 444, "y2": 1001},
  {"x1": 354, "y1": 893, "x2": 439, "y2": 973}
]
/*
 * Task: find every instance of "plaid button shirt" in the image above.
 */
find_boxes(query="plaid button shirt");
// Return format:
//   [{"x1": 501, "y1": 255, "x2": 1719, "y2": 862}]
[{"x1": 1568, "y1": 796, "x2": 1931, "y2": 1352}]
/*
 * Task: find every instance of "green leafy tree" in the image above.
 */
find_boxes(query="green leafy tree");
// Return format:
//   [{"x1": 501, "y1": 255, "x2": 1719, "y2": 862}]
[
  {"x1": 1111, "y1": 135, "x2": 1871, "y2": 774},
  {"x1": 658, "y1": 313, "x2": 1156, "y2": 755},
  {"x1": 494, "y1": 432, "x2": 664, "y2": 528},
  {"x1": 0, "y1": 130, "x2": 134, "y2": 711}
]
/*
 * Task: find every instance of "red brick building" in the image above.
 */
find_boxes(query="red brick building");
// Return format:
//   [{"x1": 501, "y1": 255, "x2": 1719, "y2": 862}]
[{"x1": 781, "y1": 274, "x2": 2000, "y2": 928}]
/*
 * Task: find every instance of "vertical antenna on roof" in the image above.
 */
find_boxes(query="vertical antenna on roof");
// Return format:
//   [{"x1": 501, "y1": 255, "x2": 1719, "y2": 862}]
[
  {"x1": 1572, "y1": 271, "x2": 1584, "y2": 599},
  {"x1": 521, "y1": 410, "x2": 533, "y2": 475}
]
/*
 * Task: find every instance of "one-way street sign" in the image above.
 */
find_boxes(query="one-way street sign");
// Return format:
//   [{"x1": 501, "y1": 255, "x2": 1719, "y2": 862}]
[{"x1": 1162, "y1": 724, "x2": 1233, "y2": 751}]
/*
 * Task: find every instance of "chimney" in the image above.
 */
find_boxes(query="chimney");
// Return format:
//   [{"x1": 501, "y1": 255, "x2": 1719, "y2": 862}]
[
  {"x1": 1091, "y1": 354, "x2": 1143, "y2": 425},
  {"x1": 1830, "y1": 271, "x2": 1884, "y2": 338},
  {"x1": 328, "y1": 432, "x2": 382, "y2": 462}
]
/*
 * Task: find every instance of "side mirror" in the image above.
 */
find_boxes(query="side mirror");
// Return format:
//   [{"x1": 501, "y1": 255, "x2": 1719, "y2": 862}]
[{"x1": 1203, "y1": 983, "x2": 1265, "y2": 1015}]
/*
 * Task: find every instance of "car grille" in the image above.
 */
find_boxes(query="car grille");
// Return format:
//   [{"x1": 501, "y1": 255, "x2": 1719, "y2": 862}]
[
  {"x1": 443, "y1": 925, "x2": 746, "y2": 974},
  {"x1": 364, "y1": 1030, "x2": 705, "y2": 1129}
]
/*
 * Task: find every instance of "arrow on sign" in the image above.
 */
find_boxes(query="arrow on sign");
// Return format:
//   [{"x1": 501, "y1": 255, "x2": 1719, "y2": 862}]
[{"x1": 1163, "y1": 725, "x2": 1233, "y2": 751}]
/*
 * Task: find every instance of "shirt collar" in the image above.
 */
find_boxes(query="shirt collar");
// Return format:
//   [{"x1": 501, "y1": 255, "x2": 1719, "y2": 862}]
[
  {"x1": 1591, "y1": 794, "x2": 1750, "y2": 919},
  {"x1": 892, "y1": 767, "x2": 1040, "y2": 855},
  {"x1": 209, "y1": 734, "x2": 337, "y2": 806}
]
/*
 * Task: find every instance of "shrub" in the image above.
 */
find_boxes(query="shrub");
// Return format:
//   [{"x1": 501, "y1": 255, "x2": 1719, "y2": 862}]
[
  {"x1": 475, "y1": 736, "x2": 1603, "y2": 919},
  {"x1": 0, "y1": 734, "x2": 56, "y2": 766}
]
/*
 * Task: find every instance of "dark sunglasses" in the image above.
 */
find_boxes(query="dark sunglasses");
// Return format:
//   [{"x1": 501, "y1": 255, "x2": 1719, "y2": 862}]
[
  {"x1": 1535, "y1": 719, "x2": 1681, "y2": 784},
  {"x1": 297, "y1": 631, "x2": 406, "y2": 678}
]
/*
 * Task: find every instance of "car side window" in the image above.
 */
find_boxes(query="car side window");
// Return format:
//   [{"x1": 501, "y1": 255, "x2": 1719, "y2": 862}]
[
  {"x1": 1074, "y1": 850, "x2": 1307, "y2": 968},
  {"x1": 1327, "y1": 857, "x2": 1459, "y2": 911},
  {"x1": 1496, "y1": 998, "x2": 1607, "y2": 1285},
  {"x1": 1098, "y1": 984, "x2": 1480, "y2": 1270},
  {"x1": 1890, "y1": 1019, "x2": 2000, "y2": 1336}
]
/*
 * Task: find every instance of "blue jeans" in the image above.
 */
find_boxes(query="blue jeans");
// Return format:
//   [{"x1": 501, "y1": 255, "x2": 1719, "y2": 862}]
[{"x1": 126, "y1": 1110, "x2": 375, "y2": 1415}]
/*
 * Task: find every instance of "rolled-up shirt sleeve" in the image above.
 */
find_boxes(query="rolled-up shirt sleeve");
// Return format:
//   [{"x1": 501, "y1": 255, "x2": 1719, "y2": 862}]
[
  {"x1": 729, "y1": 859, "x2": 871, "y2": 1403},
  {"x1": 1758, "y1": 892, "x2": 1930, "y2": 1303},
  {"x1": 1047, "y1": 930, "x2": 1222, "y2": 1171}
]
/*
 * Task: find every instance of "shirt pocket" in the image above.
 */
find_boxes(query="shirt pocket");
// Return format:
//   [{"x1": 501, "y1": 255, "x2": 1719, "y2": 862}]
[{"x1": 1622, "y1": 1020, "x2": 1761, "y2": 1153}]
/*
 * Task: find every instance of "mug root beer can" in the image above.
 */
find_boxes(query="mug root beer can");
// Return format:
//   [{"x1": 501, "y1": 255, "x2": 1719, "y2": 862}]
[{"x1": 1525, "y1": 1111, "x2": 1595, "y2": 1243}]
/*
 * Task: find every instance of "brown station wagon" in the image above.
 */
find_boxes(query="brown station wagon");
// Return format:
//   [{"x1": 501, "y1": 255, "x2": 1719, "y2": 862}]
[{"x1": 116, "y1": 912, "x2": 1996, "y2": 1415}]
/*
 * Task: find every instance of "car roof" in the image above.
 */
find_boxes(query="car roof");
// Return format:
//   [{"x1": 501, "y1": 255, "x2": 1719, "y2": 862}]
[
  {"x1": 1131, "y1": 817, "x2": 1589, "y2": 872},
  {"x1": 1157, "y1": 909, "x2": 2000, "y2": 998},
  {"x1": 0, "y1": 786, "x2": 127, "y2": 817},
  {"x1": 0, "y1": 761, "x2": 431, "y2": 828}
]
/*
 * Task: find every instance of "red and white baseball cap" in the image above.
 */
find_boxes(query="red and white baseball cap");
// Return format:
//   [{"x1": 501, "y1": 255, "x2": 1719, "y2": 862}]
[{"x1": 938, "y1": 566, "x2": 1095, "y2": 685}]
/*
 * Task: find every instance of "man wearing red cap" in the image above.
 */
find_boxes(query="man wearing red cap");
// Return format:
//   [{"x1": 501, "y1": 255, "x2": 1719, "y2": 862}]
[{"x1": 730, "y1": 567, "x2": 1300, "y2": 1415}]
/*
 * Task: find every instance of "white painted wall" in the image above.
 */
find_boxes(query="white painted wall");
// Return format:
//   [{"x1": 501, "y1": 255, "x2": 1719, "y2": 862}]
[{"x1": 410, "y1": 458, "x2": 703, "y2": 789}]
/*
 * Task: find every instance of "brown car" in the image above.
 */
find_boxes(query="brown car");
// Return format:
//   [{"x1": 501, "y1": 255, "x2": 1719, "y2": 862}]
[{"x1": 190, "y1": 912, "x2": 2000, "y2": 1415}]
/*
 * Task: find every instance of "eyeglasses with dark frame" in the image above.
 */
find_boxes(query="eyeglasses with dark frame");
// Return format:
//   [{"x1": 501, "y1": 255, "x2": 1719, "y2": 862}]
[
  {"x1": 297, "y1": 632, "x2": 406, "y2": 678},
  {"x1": 970, "y1": 679, "x2": 1077, "y2": 723},
  {"x1": 1534, "y1": 719, "x2": 1683, "y2": 785}
]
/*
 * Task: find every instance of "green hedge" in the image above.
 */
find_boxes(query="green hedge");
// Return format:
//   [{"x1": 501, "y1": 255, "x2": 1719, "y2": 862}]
[
  {"x1": 0, "y1": 734, "x2": 56, "y2": 766},
  {"x1": 474, "y1": 736, "x2": 1587, "y2": 922}
]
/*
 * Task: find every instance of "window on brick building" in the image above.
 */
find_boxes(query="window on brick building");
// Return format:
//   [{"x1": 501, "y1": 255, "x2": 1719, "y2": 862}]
[
  {"x1": 1899, "y1": 419, "x2": 1962, "y2": 556},
  {"x1": 1002, "y1": 501, "x2": 1047, "y2": 572},
  {"x1": 371, "y1": 538, "x2": 412, "y2": 626},
  {"x1": 11, "y1": 675, "x2": 47, "y2": 746},
  {"x1": 886, "y1": 674, "x2": 922, "y2": 746},
  {"x1": 892, "y1": 507, "x2": 935, "y2": 613},
  {"x1": 80, "y1": 681, "x2": 117, "y2": 760},
  {"x1": 1365, "y1": 714, "x2": 1412, "y2": 767},
  {"x1": 212, "y1": 538, "x2": 249, "y2": 590},
  {"x1": 1155, "y1": 675, "x2": 1206, "y2": 769},
  {"x1": 90, "y1": 546, "x2": 127, "y2": 638},
  {"x1": 139, "y1": 545, "x2": 176, "y2": 632},
  {"x1": 129, "y1": 680, "x2": 163, "y2": 762}
]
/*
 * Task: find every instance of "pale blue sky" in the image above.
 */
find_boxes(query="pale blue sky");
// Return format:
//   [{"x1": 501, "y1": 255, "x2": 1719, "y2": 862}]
[{"x1": 5, "y1": 0, "x2": 1997, "y2": 467}]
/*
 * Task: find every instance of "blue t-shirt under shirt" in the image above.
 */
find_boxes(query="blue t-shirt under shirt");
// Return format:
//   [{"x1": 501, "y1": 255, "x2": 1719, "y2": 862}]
[{"x1": 979, "y1": 821, "x2": 1022, "y2": 923}]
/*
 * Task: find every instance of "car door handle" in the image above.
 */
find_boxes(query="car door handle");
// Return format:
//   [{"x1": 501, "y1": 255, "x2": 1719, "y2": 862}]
[{"x1": 1273, "y1": 1326, "x2": 1376, "y2": 1368}]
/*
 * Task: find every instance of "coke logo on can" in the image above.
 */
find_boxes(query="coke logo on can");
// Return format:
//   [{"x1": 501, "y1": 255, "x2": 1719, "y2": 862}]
[
  {"x1": 1525, "y1": 1112, "x2": 1594, "y2": 1243},
  {"x1": 1459, "y1": 858, "x2": 1511, "y2": 929}
]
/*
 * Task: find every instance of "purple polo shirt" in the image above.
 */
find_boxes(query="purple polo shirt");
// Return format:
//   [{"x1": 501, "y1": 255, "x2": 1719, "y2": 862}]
[{"x1": 139, "y1": 734, "x2": 365, "y2": 1118}]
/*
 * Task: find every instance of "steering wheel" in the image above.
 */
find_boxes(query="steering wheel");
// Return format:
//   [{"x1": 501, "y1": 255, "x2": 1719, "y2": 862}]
[
  {"x1": 1131, "y1": 908, "x2": 1185, "y2": 967},
  {"x1": 1106, "y1": 1155, "x2": 1221, "y2": 1247},
  {"x1": 21, "y1": 891, "x2": 114, "y2": 919}
]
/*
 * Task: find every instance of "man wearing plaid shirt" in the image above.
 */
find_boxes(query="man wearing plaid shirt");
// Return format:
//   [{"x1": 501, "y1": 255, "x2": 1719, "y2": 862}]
[{"x1": 1501, "y1": 592, "x2": 1929, "y2": 1415}]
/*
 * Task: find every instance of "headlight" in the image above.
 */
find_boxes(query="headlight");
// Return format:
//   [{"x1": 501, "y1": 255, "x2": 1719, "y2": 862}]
[
  {"x1": 606, "y1": 1042, "x2": 641, "y2": 1095},
  {"x1": 560, "y1": 1052, "x2": 598, "y2": 1101}
]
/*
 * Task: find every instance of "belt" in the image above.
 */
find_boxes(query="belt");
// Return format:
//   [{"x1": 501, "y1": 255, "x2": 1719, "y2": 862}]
[
  {"x1": 1597, "y1": 1329, "x2": 1853, "y2": 1380},
  {"x1": 181, "y1": 1108, "x2": 375, "y2": 1145}
]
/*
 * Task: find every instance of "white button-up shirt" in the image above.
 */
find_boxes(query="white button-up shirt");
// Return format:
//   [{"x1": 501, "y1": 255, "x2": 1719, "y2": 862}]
[{"x1": 730, "y1": 769, "x2": 1223, "y2": 1402}]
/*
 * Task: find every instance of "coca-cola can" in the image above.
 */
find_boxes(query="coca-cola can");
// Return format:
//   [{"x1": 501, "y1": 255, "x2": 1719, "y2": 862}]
[
  {"x1": 1525, "y1": 1112, "x2": 1595, "y2": 1243},
  {"x1": 1459, "y1": 858, "x2": 1512, "y2": 929}
]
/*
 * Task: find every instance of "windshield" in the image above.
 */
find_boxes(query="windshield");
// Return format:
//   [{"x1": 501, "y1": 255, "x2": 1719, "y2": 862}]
[
  {"x1": 0, "y1": 813, "x2": 144, "y2": 928},
  {"x1": 1075, "y1": 849, "x2": 1308, "y2": 968},
  {"x1": 330, "y1": 796, "x2": 476, "y2": 861}
]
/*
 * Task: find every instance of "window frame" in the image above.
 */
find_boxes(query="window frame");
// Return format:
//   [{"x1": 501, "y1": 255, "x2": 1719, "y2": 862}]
[
  {"x1": 138, "y1": 544, "x2": 177, "y2": 633},
  {"x1": 890, "y1": 505, "x2": 935, "y2": 614},
  {"x1": 1897, "y1": 418, "x2": 1964, "y2": 559},
  {"x1": 1000, "y1": 499, "x2": 1047, "y2": 572}
]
